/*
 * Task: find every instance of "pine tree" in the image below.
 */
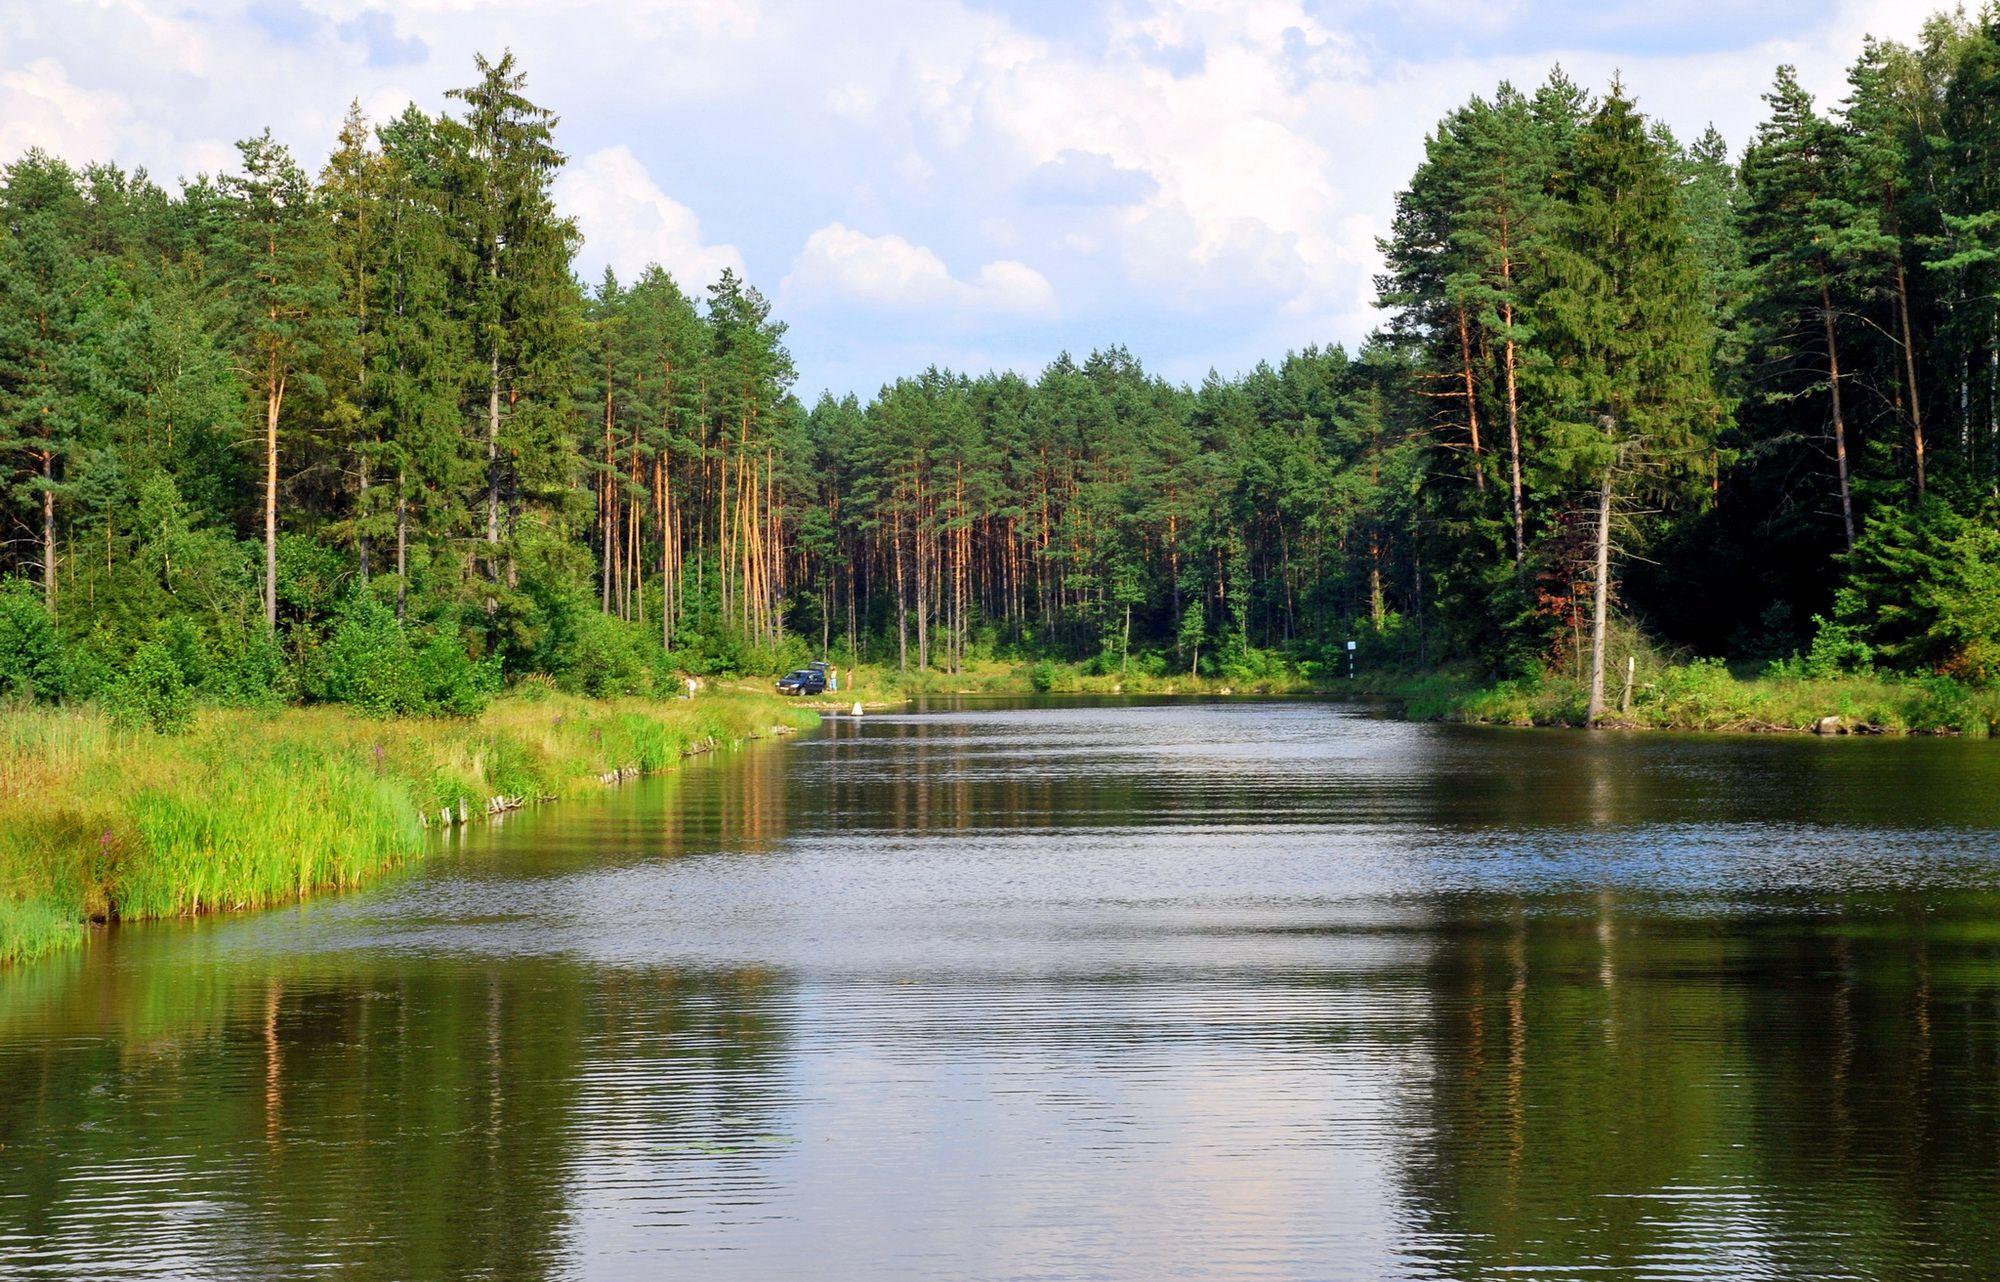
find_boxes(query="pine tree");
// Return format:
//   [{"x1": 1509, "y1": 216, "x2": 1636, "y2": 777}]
[
  {"x1": 0, "y1": 152, "x2": 92, "y2": 616},
  {"x1": 1931, "y1": 16, "x2": 2000, "y2": 481},
  {"x1": 1740, "y1": 68, "x2": 1877, "y2": 554},
  {"x1": 1449, "y1": 84, "x2": 1556, "y2": 568}
]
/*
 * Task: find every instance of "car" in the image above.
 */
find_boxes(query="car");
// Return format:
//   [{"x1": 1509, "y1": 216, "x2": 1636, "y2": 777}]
[{"x1": 776, "y1": 669, "x2": 828, "y2": 696}]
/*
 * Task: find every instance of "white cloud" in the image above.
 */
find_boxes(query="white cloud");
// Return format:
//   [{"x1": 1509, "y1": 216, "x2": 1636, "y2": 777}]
[
  {"x1": 0, "y1": 58, "x2": 131, "y2": 163},
  {"x1": 0, "y1": 0, "x2": 1951, "y2": 393},
  {"x1": 783, "y1": 223, "x2": 1055, "y2": 318},
  {"x1": 556, "y1": 144, "x2": 745, "y2": 292}
]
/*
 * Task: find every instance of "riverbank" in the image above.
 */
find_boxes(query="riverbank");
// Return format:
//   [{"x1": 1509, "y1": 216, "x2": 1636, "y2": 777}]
[
  {"x1": 735, "y1": 653, "x2": 2000, "y2": 737},
  {"x1": 775, "y1": 657, "x2": 1322, "y2": 704},
  {"x1": 0, "y1": 691, "x2": 818, "y2": 965},
  {"x1": 1366, "y1": 665, "x2": 2000, "y2": 735}
]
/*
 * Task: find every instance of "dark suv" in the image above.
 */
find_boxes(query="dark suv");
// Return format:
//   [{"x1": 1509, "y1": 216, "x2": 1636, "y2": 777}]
[{"x1": 776, "y1": 669, "x2": 827, "y2": 696}]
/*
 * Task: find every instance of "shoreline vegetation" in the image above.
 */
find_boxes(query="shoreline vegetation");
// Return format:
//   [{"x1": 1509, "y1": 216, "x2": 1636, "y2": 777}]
[
  {"x1": 0, "y1": 691, "x2": 817, "y2": 966},
  {"x1": 833, "y1": 656, "x2": 2000, "y2": 735},
  {"x1": 1358, "y1": 667, "x2": 2000, "y2": 736}
]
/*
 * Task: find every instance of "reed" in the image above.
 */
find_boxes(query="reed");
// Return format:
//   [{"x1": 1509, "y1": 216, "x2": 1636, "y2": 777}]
[{"x1": 0, "y1": 692, "x2": 816, "y2": 965}]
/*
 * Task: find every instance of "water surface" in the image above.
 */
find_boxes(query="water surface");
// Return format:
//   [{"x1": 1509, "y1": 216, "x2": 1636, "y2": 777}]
[{"x1": 4, "y1": 699, "x2": 2000, "y2": 1279}]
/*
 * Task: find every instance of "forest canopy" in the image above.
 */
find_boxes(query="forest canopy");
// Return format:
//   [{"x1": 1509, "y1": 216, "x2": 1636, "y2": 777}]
[{"x1": 4, "y1": 14, "x2": 2000, "y2": 720}]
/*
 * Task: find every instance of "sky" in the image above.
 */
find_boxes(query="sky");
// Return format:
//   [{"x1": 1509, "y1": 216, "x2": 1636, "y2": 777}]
[{"x1": 0, "y1": 0, "x2": 1944, "y2": 399}]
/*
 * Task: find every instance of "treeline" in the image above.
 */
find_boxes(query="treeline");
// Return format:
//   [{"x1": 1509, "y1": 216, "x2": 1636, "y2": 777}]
[
  {"x1": 2, "y1": 16, "x2": 1999, "y2": 722},
  {"x1": 1384, "y1": 13, "x2": 2000, "y2": 717}
]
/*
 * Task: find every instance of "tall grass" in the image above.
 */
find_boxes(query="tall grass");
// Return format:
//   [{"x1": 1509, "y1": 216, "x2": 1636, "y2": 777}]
[
  {"x1": 0, "y1": 692, "x2": 816, "y2": 965},
  {"x1": 1370, "y1": 663, "x2": 2000, "y2": 735}
]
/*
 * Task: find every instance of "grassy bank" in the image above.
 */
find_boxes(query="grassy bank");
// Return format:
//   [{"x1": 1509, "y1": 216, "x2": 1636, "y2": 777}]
[
  {"x1": 1369, "y1": 663, "x2": 2000, "y2": 735},
  {"x1": 0, "y1": 690, "x2": 817, "y2": 966},
  {"x1": 774, "y1": 656, "x2": 1324, "y2": 704}
]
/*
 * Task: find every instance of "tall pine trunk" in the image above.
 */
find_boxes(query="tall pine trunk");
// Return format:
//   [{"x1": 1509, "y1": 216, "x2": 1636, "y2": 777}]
[
  {"x1": 893, "y1": 504, "x2": 909, "y2": 672},
  {"x1": 264, "y1": 366, "x2": 284, "y2": 630},
  {"x1": 1502, "y1": 302, "x2": 1526, "y2": 565},
  {"x1": 1456, "y1": 307, "x2": 1486, "y2": 492},
  {"x1": 394, "y1": 468, "x2": 408, "y2": 621},
  {"x1": 40, "y1": 451, "x2": 55, "y2": 620},
  {"x1": 1586, "y1": 460, "x2": 1615, "y2": 728},
  {"x1": 1820, "y1": 280, "x2": 1856, "y2": 553},
  {"x1": 357, "y1": 455, "x2": 372, "y2": 582},
  {"x1": 485, "y1": 343, "x2": 501, "y2": 611},
  {"x1": 1895, "y1": 258, "x2": 1925, "y2": 496}
]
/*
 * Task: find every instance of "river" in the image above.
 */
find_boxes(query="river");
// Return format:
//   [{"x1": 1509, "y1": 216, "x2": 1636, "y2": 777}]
[{"x1": 4, "y1": 698, "x2": 1999, "y2": 1280}]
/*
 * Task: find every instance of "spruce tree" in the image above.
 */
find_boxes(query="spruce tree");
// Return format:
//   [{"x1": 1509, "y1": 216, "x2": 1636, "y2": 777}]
[
  {"x1": 1535, "y1": 82, "x2": 1724, "y2": 724},
  {"x1": 443, "y1": 52, "x2": 579, "y2": 618},
  {"x1": 218, "y1": 130, "x2": 342, "y2": 629}
]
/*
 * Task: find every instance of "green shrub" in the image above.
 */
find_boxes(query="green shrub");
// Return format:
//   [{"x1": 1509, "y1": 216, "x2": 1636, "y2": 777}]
[
  {"x1": 1221, "y1": 646, "x2": 1289, "y2": 684},
  {"x1": 158, "y1": 615, "x2": 283, "y2": 705},
  {"x1": 1900, "y1": 674, "x2": 1981, "y2": 734},
  {"x1": 304, "y1": 594, "x2": 498, "y2": 716},
  {"x1": 548, "y1": 608, "x2": 654, "y2": 697},
  {"x1": 1801, "y1": 615, "x2": 1873, "y2": 679},
  {"x1": 1028, "y1": 659, "x2": 1068, "y2": 693},
  {"x1": 105, "y1": 642, "x2": 195, "y2": 733},
  {"x1": 0, "y1": 580, "x2": 64, "y2": 701}
]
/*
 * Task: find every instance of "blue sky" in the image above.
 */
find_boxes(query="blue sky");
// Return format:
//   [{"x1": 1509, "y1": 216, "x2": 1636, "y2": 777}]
[{"x1": 0, "y1": 0, "x2": 1935, "y2": 399}]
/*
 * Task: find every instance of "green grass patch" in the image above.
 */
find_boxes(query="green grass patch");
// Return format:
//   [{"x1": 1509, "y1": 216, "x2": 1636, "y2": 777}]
[
  {"x1": 1367, "y1": 663, "x2": 2000, "y2": 735},
  {"x1": 0, "y1": 691, "x2": 816, "y2": 966}
]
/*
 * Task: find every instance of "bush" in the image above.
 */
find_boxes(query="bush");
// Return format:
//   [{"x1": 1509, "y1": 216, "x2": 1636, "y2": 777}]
[
  {"x1": 159, "y1": 615, "x2": 283, "y2": 705},
  {"x1": 0, "y1": 579, "x2": 64, "y2": 701},
  {"x1": 104, "y1": 642, "x2": 195, "y2": 733},
  {"x1": 1027, "y1": 659, "x2": 1075, "y2": 693},
  {"x1": 305, "y1": 593, "x2": 498, "y2": 716},
  {"x1": 547, "y1": 608, "x2": 655, "y2": 697},
  {"x1": 1900, "y1": 674, "x2": 1982, "y2": 734},
  {"x1": 1220, "y1": 646, "x2": 1289, "y2": 684},
  {"x1": 1800, "y1": 614, "x2": 1873, "y2": 679}
]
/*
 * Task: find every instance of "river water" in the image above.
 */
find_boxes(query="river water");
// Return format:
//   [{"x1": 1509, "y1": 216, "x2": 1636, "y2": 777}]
[{"x1": 4, "y1": 698, "x2": 2000, "y2": 1280}]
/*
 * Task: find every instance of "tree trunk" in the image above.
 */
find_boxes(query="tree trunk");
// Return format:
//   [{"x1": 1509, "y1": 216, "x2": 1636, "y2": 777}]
[
  {"x1": 893, "y1": 505, "x2": 908, "y2": 672},
  {"x1": 1502, "y1": 304, "x2": 1526, "y2": 565},
  {"x1": 1586, "y1": 460, "x2": 1614, "y2": 729},
  {"x1": 1821, "y1": 281, "x2": 1856, "y2": 553},
  {"x1": 485, "y1": 344, "x2": 501, "y2": 611},
  {"x1": 40, "y1": 450, "x2": 56, "y2": 621},
  {"x1": 357, "y1": 454, "x2": 372, "y2": 583},
  {"x1": 914, "y1": 475, "x2": 929, "y2": 671},
  {"x1": 1896, "y1": 260, "x2": 1925, "y2": 497},
  {"x1": 394, "y1": 468, "x2": 408, "y2": 621},
  {"x1": 265, "y1": 370, "x2": 283, "y2": 629},
  {"x1": 1456, "y1": 307, "x2": 1486, "y2": 493},
  {"x1": 1369, "y1": 527, "x2": 1385, "y2": 628},
  {"x1": 602, "y1": 385, "x2": 615, "y2": 613}
]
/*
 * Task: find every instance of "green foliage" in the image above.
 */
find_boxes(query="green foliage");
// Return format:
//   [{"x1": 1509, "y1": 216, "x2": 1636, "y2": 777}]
[
  {"x1": 0, "y1": 580, "x2": 63, "y2": 700},
  {"x1": 1835, "y1": 501, "x2": 2000, "y2": 678},
  {"x1": 303, "y1": 593, "x2": 499, "y2": 716},
  {"x1": 104, "y1": 642, "x2": 194, "y2": 733},
  {"x1": 1027, "y1": 660, "x2": 1070, "y2": 693},
  {"x1": 1807, "y1": 615, "x2": 1875, "y2": 678}
]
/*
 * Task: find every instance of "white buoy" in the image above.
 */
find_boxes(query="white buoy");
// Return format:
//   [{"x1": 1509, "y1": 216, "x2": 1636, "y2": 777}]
[{"x1": 852, "y1": 701, "x2": 864, "y2": 717}]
